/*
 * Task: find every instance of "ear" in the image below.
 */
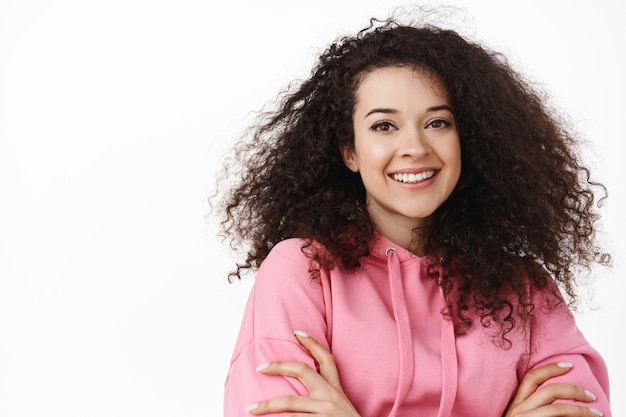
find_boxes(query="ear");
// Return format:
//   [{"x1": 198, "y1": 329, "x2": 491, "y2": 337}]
[{"x1": 340, "y1": 145, "x2": 359, "y2": 173}]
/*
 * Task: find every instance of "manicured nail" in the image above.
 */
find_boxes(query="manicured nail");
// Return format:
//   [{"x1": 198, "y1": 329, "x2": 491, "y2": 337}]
[
  {"x1": 294, "y1": 329, "x2": 309, "y2": 337},
  {"x1": 255, "y1": 363, "x2": 270, "y2": 372},
  {"x1": 557, "y1": 361, "x2": 573, "y2": 368},
  {"x1": 584, "y1": 390, "x2": 597, "y2": 401},
  {"x1": 589, "y1": 408, "x2": 603, "y2": 416},
  {"x1": 245, "y1": 403, "x2": 259, "y2": 413}
]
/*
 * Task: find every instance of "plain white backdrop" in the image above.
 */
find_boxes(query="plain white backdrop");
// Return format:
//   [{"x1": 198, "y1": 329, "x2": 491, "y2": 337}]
[{"x1": 0, "y1": 0, "x2": 624, "y2": 416}]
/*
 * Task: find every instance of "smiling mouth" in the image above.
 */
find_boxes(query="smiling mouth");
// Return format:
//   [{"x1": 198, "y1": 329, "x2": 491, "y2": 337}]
[{"x1": 391, "y1": 170, "x2": 436, "y2": 184}]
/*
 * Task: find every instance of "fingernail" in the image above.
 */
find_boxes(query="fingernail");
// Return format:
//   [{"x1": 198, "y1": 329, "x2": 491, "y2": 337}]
[
  {"x1": 255, "y1": 363, "x2": 270, "y2": 372},
  {"x1": 245, "y1": 403, "x2": 259, "y2": 413},
  {"x1": 589, "y1": 408, "x2": 603, "y2": 416},
  {"x1": 584, "y1": 390, "x2": 597, "y2": 401},
  {"x1": 557, "y1": 361, "x2": 573, "y2": 368},
  {"x1": 294, "y1": 329, "x2": 309, "y2": 337}
]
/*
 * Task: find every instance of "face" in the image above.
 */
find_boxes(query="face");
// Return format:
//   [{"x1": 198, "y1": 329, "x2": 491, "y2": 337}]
[{"x1": 342, "y1": 66, "x2": 461, "y2": 247}]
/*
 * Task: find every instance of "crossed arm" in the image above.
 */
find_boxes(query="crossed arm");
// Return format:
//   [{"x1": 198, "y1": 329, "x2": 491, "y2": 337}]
[{"x1": 245, "y1": 331, "x2": 604, "y2": 417}]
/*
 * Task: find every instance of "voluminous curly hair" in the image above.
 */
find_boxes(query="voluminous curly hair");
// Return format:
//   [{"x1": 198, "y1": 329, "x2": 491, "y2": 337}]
[{"x1": 215, "y1": 14, "x2": 610, "y2": 342}]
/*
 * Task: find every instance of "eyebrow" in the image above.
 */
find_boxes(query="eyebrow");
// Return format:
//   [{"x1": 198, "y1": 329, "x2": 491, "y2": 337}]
[{"x1": 364, "y1": 104, "x2": 453, "y2": 118}]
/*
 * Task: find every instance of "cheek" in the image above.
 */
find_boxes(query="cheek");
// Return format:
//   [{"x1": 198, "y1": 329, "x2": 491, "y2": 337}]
[
  {"x1": 436, "y1": 139, "x2": 462, "y2": 185},
  {"x1": 354, "y1": 138, "x2": 390, "y2": 166},
  {"x1": 451, "y1": 147, "x2": 462, "y2": 172},
  {"x1": 440, "y1": 139, "x2": 461, "y2": 167}
]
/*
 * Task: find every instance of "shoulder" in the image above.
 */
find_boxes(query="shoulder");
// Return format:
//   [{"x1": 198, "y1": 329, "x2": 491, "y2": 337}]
[
  {"x1": 262, "y1": 238, "x2": 333, "y2": 269},
  {"x1": 267, "y1": 238, "x2": 309, "y2": 257},
  {"x1": 261, "y1": 238, "x2": 311, "y2": 268},
  {"x1": 254, "y1": 238, "x2": 331, "y2": 285}
]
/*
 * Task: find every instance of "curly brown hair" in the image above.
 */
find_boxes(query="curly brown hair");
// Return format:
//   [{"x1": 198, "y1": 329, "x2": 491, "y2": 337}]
[{"x1": 214, "y1": 15, "x2": 610, "y2": 342}]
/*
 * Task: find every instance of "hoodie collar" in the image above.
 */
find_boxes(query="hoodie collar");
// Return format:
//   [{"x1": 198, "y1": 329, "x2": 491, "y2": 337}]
[{"x1": 368, "y1": 233, "x2": 431, "y2": 264}]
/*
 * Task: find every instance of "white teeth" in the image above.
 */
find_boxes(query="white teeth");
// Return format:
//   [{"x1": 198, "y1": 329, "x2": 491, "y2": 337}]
[{"x1": 391, "y1": 170, "x2": 435, "y2": 183}]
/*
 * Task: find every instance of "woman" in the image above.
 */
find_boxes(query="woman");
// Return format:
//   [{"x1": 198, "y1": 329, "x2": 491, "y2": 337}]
[{"x1": 217, "y1": 14, "x2": 611, "y2": 417}]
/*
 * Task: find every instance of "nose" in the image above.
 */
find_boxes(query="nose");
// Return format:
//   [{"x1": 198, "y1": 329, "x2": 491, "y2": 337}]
[{"x1": 398, "y1": 127, "x2": 431, "y2": 158}]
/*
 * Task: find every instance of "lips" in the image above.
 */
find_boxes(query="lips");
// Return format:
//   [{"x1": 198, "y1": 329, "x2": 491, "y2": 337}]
[{"x1": 390, "y1": 170, "x2": 436, "y2": 184}]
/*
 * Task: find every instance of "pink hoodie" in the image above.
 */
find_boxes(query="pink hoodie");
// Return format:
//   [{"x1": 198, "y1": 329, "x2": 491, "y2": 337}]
[{"x1": 223, "y1": 235, "x2": 611, "y2": 417}]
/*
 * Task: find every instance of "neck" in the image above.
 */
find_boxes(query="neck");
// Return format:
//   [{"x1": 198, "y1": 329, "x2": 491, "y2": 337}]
[{"x1": 370, "y1": 214, "x2": 425, "y2": 256}]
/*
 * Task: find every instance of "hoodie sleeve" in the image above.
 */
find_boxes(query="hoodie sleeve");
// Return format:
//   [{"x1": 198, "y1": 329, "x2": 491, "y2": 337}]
[
  {"x1": 223, "y1": 239, "x2": 332, "y2": 417},
  {"x1": 524, "y1": 282, "x2": 611, "y2": 416}
]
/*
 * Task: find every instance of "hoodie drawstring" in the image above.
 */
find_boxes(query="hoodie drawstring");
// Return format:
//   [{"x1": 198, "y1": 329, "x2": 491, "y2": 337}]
[
  {"x1": 436, "y1": 289, "x2": 458, "y2": 417},
  {"x1": 385, "y1": 247, "x2": 459, "y2": 417},
  {"x1": 385, "y1": 247, "x2": 414, "y2": 416}
]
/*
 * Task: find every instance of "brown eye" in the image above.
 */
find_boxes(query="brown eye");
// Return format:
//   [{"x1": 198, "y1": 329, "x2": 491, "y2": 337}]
[
  {"x1": 427, "y1": 119, "x2": 451, "y2": 129},
  {"x1": 371, "y1": 121, "x2": 396, "y2": 132}
]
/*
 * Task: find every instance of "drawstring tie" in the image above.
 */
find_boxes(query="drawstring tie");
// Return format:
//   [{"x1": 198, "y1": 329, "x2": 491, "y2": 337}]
[
  {"x1": 434, "y1": 264, "x2": 458, "y2": 417},
  {"x1": 436, "y1": 314, "x2": 457, "y2": 417},
  {"x1": 385, "y1": 247, "x2": 414, "y2": 416},
  {"x1": 385, "y1": 248, "x2": 458, "y2": 417}
]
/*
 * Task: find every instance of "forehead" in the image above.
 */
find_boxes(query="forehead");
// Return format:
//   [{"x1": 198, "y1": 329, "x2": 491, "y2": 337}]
[{"x1": 353, "y1": 66, "x2": 448, "y2": 108}]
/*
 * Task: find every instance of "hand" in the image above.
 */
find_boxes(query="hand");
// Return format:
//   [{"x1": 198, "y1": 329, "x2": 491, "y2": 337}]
[
  {"x1": 246, "y1": 330, "x2": 361, "y2": 416},
  {"x1": 504, "y1": 362, "x2": 603, "y2": 417}
]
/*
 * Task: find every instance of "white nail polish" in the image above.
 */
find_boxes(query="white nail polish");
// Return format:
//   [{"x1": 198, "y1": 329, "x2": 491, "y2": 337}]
[
  {"x1": 255, "y1": 363, "x2": 270, "y2": 372},
  {"x1": 557, "y1": 361, "x2": 573, "y2": 368},
  {"x1": 589, "y1": 408, "x2": 603, "y2": 416},
  {"x1": 245, "y1": 403, "x2": 259, "y2": 413},
  {"x1": 584, "y1": 390, "x2": 597, "y2": 401},
  {"x1": 294, "y1": 329, "x2": 309, "y2": 337}
]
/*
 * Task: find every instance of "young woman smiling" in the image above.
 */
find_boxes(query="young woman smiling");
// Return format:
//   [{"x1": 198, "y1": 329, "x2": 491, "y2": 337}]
[{"x1": 216, "y1": 12, "x2": 612, "y2": 417}]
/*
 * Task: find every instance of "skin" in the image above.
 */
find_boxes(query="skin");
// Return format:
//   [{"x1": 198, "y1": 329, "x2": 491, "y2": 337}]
[
  {"x1": 246, "y1": 331, "x2": 360, "y2": 417},
  {"x1": 342, "y1": 66, "x2": 461, "y2": 251},
  {"x1": 504, "y1": 363, "x2": 603, "y2": 417}
]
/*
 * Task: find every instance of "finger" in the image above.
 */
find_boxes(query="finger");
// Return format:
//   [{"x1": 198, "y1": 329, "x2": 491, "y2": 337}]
[
  {"x1": 511, "y1": 362, "x2": 574, "y2": 404},
  {"x1": 512, "y1": 383, "x2": 600, "y2": 416},
  {"x1": 256, "y1": 360, "x2": 329, "y2": 394},
  {"x1": 517, "y1": 402, "x2": 604, "y2": 417},
  {"x1": 246, "y1": 394, "x2": 326, "y2": 415},
  {"x1": 533, "y1": 383, "x2": 598, "y2": 406},
  {"x1": 293, "y1": 330, "x2": 342, "y2": 391}
]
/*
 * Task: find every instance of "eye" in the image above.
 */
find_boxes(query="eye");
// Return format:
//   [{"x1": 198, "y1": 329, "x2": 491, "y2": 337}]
[
  {"x1": 370, "y1": 121, "x2": 396, "y2": 132},
  {"x1": 426, "y1": 119, "x2": 452, "y2": 129}
]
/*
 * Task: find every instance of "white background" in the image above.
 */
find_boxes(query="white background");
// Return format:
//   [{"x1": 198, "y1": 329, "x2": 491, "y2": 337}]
[{"x1": 0, "y1": 0, "x2": 624, "y2": 416}]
